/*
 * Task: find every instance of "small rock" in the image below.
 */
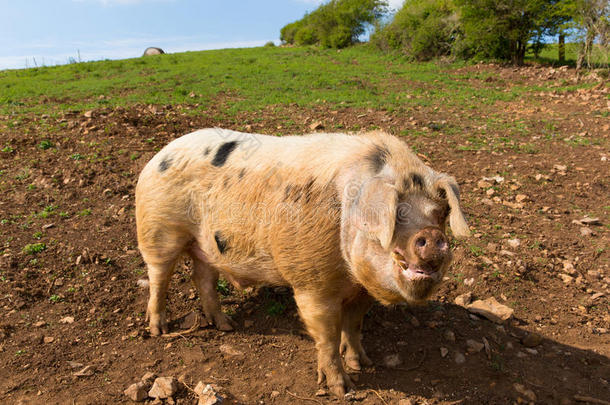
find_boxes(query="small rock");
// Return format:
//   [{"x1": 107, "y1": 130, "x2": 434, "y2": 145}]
[
  {"x1": 525, "y1": 348, "x2": 539, "y2": 355},
  {"x1": 270, "y1": 390, "x2": 280, "y2": 399},
  {"x1": 124, "y1": 382, "x2": 148, "y2": 402},
  {"x1": 443, "y1": 330, "x2": 456, "y2": 342},
  {"x1": 466, "y1": 339, "x2": 484, "y2": 353},
  {"x1": 309, "y1": 121, "x2": 323, "y2": 131},
  {"x1": 507, "y1": 238, "x2": 521, "y2": 248},
  {"x1": 149, "y1": 377, "x2": 177, "y2": 399},
  {"x1": 59, "y1": 316, "x2": 75, "y2": 324},
  {"x1": 383, "y1": 354, "x2": 402, "y2": 368},
  {"x1": 486, "y1": 188, "x2": 495, "y2": 196},
  {"x1": 464, "y1": 277, "x2": 475, "y2": 286},
  {"x1": 573, "y1": 216, "x2": 601, "y2": 226},
  {"x1": 398, "y1": 400, "x2": 414, "y2": 405},
  {"x1": 580, "y1": 227, "x2": 593, "y2": 237},
  {"x1": 454, "y1": 292, "x2": 472, "y2": 307},
  {"x1": 587, "y1": 270, "x2": 601, "y2": 279},
  {"x1": 467, "y1": 297, "x2": 514, "y2": 324},
  {"x1": 560, "y1": 274, "x2": 573, "y2": 284},
  {"x1": 553, "y1": 164, "x2": 567, "y2": 172},
  {"x1": 454, "y1": 352, "x2": 466, "y2": 364},
  {"x1": 33, "y1": 321, "x2": 46, "y2": 328},
  {"x1": 563, "y1": 261, "x2": 576, "y2": 275},
  {"x1": 219, "y1": 344, "x2": 244, "y2": 357},
  {"x1": 590, "y1": 292, "x2": 605, "y2": 301},
  {"x1": 84, "y1": 110, "x2": 93, "y2": 118},
  {"x1": 67, "y1": 361, "x2": 84, "y2": 369},
  {"x1": 440, "y1": 347, "x2": 449, "y2": 358},
  {"x1": 477, "y1": 180, "x2": 492, "y2": 189},
  {"x1": 141, "y1": 371, "x2": 156, "y2": 385},
  {"x1": 195, "y1": 383, "x2": 223, "y2": 405},
  {"x1": 43, "y1": 336, "x2": 54, "y2": 344},
  {"x1": 73, "y1": 365, "x2": 95, "y2": 377},
  {"x1": 499, "y1": 249, "x2": 515, "y2": 257},
  {"x1": 515, "y1": 194, "x2": 528, "y2": 203},
  {"x1": 521, "y1": 332, "x2": 543, "y2": 348},
  {"x1": 137, "y1": 279, "x2": 150, "y2": 289},
  {"x1": 513, "y1": 383, "x2": 536, "y2": 402},
  {"x1": 315, "y1": 389, "x2": 328, "y2": 397}
]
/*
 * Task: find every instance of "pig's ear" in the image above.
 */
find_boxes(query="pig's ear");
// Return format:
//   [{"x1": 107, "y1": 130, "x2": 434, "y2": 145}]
[
  {"x1": 434, "y1": 176, "x2": 470, "y2": 238},
  {"x1": 351, "y1": 178, "x2": 397, "y2": 250}
]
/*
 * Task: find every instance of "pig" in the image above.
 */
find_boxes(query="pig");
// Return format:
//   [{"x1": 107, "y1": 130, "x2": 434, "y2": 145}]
[
  {"x1": 142, "y1": 47, "x2": 165, "y2": 56},
  {"x1": 135, "y1": 128, "x2": 470, "y2": 396}
]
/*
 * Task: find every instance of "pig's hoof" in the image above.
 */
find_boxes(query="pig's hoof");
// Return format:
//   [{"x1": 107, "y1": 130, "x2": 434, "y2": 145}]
[
  {"x1": 213, "y1": 313, "x2": 235, "y2": 332},
  {"x1": 330, "y1": 383, "x2": 346, "y2": 397},
  {"x1": 148, "y1": 312, "x2": 168, "y2": 336},
  {"x1": 345, "y1": 356, "x2": 363, "y2": 371}
]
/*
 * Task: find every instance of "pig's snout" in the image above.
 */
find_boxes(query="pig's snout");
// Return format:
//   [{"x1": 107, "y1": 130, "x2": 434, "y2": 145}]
[{"x1": 412, "y1": 227, "x2": 449, "y2": 271}]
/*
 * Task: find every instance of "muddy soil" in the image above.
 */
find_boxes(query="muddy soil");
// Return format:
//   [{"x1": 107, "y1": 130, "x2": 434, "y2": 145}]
[{"x1": 0, "y1": 64, "x2": 608, "y2": 405}]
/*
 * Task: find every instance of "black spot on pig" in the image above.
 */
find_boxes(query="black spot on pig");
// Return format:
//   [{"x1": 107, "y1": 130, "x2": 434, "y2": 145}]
[
  {"x1": 159, "y1": 156, "x2": 172, "y2": 172},
  {"x1": 211, "y1": 141, "x2": 239, "y2": 167},
  {"x1": 214, "y1": 231, "x2": 228, "y2": 254},
  {"x1": 238, "y1": 169, "x2": 246, "y2": 180},
  {"x1": 411, "y1": 173, "x2": 424, "y2": 189},
  {"x1": 203, "y1": 147, "x2": 211, "y2": 157},
  {"x1": 284, "y1": 184, "x2": 293, "y2": 201},
  {"x1": 437, "y1": 187, "x2": 447, "y2": 200},
  {"x1": 366, "y1": 145, "x2": 389, "y2": 174},
  {"x1": 303, "y1": 178, "x2": 315, "y2": 203}
]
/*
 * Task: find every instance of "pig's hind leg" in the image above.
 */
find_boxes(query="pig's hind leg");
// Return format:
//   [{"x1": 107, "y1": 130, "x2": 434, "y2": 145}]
[
  {"x1": 340, "y1": 291, "x2": 374, "y2": 371},
  {"x1": 146, "y1": 259, "x2": 178, "y2": 336},
  {"x1": 188, "y1": 246, "x2": 234, "y2": 331}
]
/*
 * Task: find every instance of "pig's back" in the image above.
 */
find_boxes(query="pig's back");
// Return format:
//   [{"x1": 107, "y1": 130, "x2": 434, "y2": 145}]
[{"x1": 136, "y1": 129, "x2": 373, "y2": 289}]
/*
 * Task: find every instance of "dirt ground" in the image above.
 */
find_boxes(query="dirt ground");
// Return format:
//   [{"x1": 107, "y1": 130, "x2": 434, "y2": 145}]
[{"x1": 0, "y1": 64, "x2": 608, "y2": 405}]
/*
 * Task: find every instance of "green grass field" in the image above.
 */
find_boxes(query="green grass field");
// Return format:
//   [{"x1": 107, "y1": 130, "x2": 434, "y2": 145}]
[{"x1": 1, "y1": 45, "x2": 600, "y2": 122}]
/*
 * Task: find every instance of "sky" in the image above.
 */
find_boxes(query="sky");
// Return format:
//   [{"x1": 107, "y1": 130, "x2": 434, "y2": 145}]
[{"x1": 0, "y1": 0, "x2": 404, "y2": 71}]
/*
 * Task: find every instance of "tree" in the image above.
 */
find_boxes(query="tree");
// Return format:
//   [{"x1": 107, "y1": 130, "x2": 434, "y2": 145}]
[
  {"x1": 572, "y1": 0, "x2": 610, "y2": 68},
  {"x1": 455, "y1": 0, "x2": 556, "y2": 65},
  {"x1": 280, "y1": 0, "x2": 388, "y2": 48},
  {"x1": 372, "y1": 0, "x2": 461, "y2": 60}
]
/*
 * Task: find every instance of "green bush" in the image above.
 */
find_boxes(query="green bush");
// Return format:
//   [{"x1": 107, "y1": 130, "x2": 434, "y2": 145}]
[
  {"x1": 372, "y1": 0, "x2": 460, "y2": 60},
  {"x1": 281, "y1": 0, "x2": 388, "y2": 48}
]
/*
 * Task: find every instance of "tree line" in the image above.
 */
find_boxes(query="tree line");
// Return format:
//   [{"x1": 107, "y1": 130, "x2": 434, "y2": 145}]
[{"x1": 280, "y1": 0, "x2": 609, "y2": 67}]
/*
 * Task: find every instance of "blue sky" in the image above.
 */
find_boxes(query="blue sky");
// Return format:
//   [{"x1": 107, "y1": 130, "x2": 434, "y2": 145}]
[{"x1": 0, "y1": 0, "x2": 403, "y2": 70}]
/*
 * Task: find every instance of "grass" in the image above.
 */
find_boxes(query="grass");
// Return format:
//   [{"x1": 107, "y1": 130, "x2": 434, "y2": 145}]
[
  {"x1": 22, "y1": 243, "x2": 46, "y2": 255},
  {"x1": 526, "y1": 42, "x2": 609, "y2": 67},
  {"x1": 0, "y1": 45, "x2": 577, "y2": 120}
]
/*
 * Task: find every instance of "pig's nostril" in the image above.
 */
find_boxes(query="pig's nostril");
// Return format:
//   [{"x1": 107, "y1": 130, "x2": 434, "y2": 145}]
[
  {"x1": 415, "y1": 237, "x2": 427, "y2": 248},
  {"x1": 436, "y1": 239, "x2": 448, "y2": 250}
]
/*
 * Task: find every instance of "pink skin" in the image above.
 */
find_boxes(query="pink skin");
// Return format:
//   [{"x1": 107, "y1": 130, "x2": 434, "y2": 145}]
[{"x1": 392, "y1": 226, "x2": 451, "y2": 301}]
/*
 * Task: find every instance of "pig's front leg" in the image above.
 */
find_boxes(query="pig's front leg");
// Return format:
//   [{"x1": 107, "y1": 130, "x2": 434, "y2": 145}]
[
  {"x1": 340, "y1": 290, "x2": 374, "y2": 371},
  {"x1": 294, "y1": 289, "x2": 354, "y2": 397}
]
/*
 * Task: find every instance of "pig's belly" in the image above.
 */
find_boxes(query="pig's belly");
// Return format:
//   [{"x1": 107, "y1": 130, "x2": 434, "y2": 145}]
[{"x1": 189, "y1": 243, "x2": 288, "y2": 289}]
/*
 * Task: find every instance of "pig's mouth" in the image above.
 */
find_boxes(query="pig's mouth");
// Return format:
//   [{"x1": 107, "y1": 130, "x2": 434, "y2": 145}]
[{"x1": 391, "y1": 251, "x2": 440, "y2": 281}]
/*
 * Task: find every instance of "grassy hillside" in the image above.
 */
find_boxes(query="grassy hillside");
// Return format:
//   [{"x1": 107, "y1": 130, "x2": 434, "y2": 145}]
[
  {"x1": 0, "y1": 45, "x2": 598, "y2": 120},
  {"x1": 526, "y1": 42, "x2": 610, "y2": 67}
]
